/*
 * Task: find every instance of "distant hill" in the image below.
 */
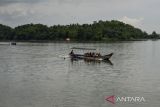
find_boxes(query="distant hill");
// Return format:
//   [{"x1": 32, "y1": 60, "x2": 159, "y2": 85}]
[{"x1": 0, "y1": 20, "x2": 159, "y2": 41}]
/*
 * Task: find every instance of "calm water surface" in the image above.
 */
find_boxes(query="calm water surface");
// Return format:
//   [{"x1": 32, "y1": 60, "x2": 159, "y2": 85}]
[{"x1": 0, "y1": 41, "x2": 160, "y2": 107}]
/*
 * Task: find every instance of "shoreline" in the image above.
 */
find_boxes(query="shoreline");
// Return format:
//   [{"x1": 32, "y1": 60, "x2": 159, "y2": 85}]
[{"x1": 0, "y1": 39, "x2": 153, "y2": 43}]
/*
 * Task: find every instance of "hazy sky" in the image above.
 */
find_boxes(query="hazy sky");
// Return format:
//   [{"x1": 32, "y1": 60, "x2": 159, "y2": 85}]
[{"x1": 0, "y1": 0, "x2": 159, "y2": 33}]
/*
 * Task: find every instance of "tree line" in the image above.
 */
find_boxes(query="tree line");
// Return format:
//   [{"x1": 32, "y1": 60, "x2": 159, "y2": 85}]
[{"x1": 0, "y1": 20, "x2": 159, "y2": 41}]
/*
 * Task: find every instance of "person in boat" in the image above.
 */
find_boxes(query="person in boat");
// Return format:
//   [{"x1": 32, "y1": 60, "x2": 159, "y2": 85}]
[
  {"x1": 70, "y1": 50, "x2": 74, "y2": 55},
  {"x1": 98, "y1": 53, "x2": 101, "y2": 57},
  {"x1": 85, "y1": 52, "x2": 89, "y2": 57},
  {"x1": 85, "y1": 52, "x2": 100, "y2": 57},
  {"x1": 95, "y1": 53, "x2": 98, "y2": 57},
  {"x1": 91, "y1": 52, "x2": 95, "y2": 57}
]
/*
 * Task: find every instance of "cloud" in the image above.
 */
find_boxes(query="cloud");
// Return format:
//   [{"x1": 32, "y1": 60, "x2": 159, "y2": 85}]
[
  {"x1": 0, "y1": 0, "x2": 44, "y2": 6},
  {"x1": 119, "y1": 16, "x2": 144, "y2": 28},
  {"x1": 0, "y1": 0, "x2": 159, "y2": 33}
]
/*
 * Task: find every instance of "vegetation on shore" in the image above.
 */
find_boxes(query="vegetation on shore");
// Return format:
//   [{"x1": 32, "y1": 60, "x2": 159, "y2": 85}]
[{"x1": 0, "y1": 20, "x2": 159, "y2": 41}]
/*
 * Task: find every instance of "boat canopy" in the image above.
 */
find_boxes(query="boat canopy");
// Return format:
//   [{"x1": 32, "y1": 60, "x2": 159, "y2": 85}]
[{"x1": 71, "y1": 47, "x2": 96, "y2": 50}]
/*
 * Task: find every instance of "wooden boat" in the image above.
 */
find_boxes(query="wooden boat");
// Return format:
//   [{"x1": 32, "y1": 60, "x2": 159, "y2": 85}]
[
  {"x1": 69, "y1": 47, "x2": 113, "y2": 61},
  {"x1": 70, "y1": 56, "x2": 113, "y2": 65},
  {"x1": 70, "y1": 53, "x2": 113, "y2": 61}
]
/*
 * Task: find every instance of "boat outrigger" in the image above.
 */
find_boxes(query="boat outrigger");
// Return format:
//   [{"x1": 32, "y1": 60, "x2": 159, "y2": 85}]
[{"x1": 69, "y1": 47, "x2": 113, "y2": 61}]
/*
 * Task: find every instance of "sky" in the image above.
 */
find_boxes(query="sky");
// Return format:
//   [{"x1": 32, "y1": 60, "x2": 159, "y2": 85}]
[{"x1": 0, "y1": 0, "x2": 160, "y2": 33}]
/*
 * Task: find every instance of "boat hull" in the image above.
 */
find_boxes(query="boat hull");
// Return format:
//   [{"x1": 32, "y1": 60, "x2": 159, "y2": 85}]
[{"x1": 70, "y1": 53, "x2": 113, "y2": 61}]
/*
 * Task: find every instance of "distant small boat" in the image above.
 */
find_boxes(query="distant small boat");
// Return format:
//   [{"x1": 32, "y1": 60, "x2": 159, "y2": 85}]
[
  {"x1": 11, "y1": 42, "x2": 16, "y2": 45},
  {"x1": 69, "y1": 47, "x2": 113, "y2": 61}
]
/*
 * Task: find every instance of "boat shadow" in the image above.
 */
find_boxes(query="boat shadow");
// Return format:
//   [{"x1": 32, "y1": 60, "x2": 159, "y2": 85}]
[{"x1": 70, "y1": 58, "x2": 113, "y2": 66}]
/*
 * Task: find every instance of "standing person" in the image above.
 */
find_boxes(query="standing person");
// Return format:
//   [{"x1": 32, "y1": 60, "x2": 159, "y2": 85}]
[{"x1": 70, "y1": 50, "x2": 74, "y2": 55}]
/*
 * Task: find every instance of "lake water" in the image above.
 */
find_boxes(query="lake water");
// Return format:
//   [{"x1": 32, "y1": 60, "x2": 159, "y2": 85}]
[{"x1": 0, "y1": 41, "x2": 160, "y2": 107}]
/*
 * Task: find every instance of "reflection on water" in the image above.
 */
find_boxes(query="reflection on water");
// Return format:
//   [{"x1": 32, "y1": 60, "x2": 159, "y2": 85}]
[
  {"x1": 70, "y1": 58, "x2": 113, "y2": 66},
  {"x1": 0, "y1": 41, "x2": 160, "y2": 107}
]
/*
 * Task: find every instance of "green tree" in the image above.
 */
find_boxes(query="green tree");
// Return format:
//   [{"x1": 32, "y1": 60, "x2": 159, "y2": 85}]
[
  {"x1": 150, "y1": 31, "x2": 159, "y2": 39},
  {"x1": 1, "y1": 20, "x2": 157, "y2": 41},
  {"x1": 0, "y1": 24, "x2": 13, "y2": 40}
]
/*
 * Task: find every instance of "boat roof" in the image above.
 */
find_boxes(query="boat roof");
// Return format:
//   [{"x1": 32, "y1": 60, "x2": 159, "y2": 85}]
[{"x1": 71, "y1": 47, "x2": 96, "y2": 50}]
